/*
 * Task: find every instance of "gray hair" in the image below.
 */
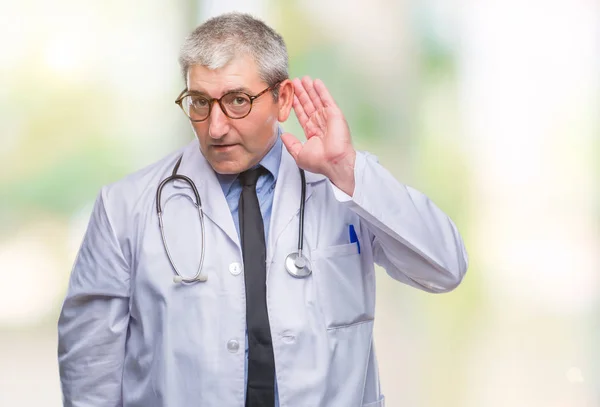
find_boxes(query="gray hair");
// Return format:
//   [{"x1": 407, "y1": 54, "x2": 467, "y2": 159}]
[{"x1": 178, "y1": 12, "x2": 288, "y2": 99}]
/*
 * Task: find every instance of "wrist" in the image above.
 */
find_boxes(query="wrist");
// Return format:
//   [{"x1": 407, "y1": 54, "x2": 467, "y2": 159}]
[{"x1": 326, "y1": 149, "x2": 356, "y2": 196}]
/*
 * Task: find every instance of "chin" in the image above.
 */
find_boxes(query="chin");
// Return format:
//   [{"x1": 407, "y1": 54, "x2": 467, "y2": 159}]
[{"x1": 210, "y1": 159, "x2": 248, "y2": 175}]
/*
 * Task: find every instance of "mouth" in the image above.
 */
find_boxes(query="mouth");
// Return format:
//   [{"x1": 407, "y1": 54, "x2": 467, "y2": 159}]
[{"x1": 211, "y1": 144, "x2": 238, "y2": 152}]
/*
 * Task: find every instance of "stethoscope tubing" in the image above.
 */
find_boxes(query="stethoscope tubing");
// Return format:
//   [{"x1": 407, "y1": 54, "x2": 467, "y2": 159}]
[
  {"x1": 156, "y1": 156, "x2": 207, "y2": 283},
  {"x1": 297, "y1": 169, "x2": 306, "y2": 260},
  {"x1": 157, "y1": 155, "x2": 310, "y2": 283}
]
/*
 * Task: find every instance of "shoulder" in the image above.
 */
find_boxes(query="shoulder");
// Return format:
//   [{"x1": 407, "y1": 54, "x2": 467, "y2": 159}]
[{"x1": 100, "y1": 140, "x2": 196, "y2": 221}]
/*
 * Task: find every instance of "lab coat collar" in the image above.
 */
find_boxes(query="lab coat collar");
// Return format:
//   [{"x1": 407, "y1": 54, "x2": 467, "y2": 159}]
[
  {"x1": 171, "y1": 137, "x2": 328, "y2": 256},
  {"x1": 267, "y1": 145, "x2": 326, "y2": 264},
  {"x1": 174, "y1": 139, "x2": 241, "y2": 250}
]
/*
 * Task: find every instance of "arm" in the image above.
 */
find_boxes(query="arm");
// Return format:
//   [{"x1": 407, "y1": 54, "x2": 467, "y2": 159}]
[
  {"x1": 58, "y1": 188, "x2": 130, "y2": 406},
  {"x1": 330, "y1": 151, "x2": 468, "y2": 292},
  {"x1": 281, "y1": 76, "x2": 467, "y2": 292}
]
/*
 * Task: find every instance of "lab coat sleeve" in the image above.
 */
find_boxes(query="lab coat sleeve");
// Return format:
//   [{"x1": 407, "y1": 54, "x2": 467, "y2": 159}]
[
  {"x1": 58, "y1": 187, "x2": 130, "y2": 406},
  {"x1": 330, "y1": 151, "x2": 468, "y2": 292}
]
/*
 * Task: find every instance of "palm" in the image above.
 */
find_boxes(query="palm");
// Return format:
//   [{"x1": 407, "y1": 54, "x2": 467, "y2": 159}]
[{"x1": 281, "y1": 77, "x2": 354, "y2": 177}]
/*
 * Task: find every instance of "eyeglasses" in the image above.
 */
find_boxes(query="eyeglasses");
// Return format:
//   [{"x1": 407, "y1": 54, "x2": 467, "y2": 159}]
[{"x1": 175, "y1": 82, "x2": 281, "y2": 122}]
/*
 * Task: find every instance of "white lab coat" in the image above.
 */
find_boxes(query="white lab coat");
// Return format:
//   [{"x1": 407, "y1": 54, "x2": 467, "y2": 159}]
[{"x1": 58, "y1": 138, "x2": 468, "y2": 407}]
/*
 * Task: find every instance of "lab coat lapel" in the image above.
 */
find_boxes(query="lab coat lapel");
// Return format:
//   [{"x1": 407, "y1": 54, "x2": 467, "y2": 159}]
[
  {"x1": 267, "y1": 146, "x2": 326, "y2": 264},
  {"x1": 175, "y1": 140, "x2": 240, "y2": 249}
]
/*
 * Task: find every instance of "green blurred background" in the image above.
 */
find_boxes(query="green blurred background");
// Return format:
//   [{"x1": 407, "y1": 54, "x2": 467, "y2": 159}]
[{"x1": 0, "y1": 0, "x2": 598, "y2": 405}]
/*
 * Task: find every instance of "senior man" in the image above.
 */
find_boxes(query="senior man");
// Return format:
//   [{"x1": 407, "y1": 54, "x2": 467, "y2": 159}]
[{"x1": 58, "y1": 12, "x2": 468, "y2": 407}]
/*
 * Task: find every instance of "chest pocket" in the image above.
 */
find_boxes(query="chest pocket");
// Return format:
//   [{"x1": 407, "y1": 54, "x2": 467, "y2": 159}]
[{"x1": 311, "y1": 243, "x2": 375, "y2": 329}]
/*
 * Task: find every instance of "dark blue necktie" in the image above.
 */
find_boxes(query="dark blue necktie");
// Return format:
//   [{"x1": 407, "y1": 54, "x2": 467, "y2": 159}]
[{"x1": 239, "y1": 167, "x2": 275, "y2": 407}]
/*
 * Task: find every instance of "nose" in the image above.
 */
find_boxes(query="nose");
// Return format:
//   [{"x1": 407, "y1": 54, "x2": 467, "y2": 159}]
[{"x1": 207, "y1": 101, "x2": 230, "y2": 140}]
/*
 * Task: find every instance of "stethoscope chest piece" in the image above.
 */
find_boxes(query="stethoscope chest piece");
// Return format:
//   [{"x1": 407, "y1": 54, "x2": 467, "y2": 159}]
[{"x1": 285, "y1": 252, "x2": 312, "y2": 278}]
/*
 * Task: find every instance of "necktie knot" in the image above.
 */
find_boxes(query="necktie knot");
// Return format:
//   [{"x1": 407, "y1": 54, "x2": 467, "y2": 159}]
[{"x1": 239, "y1": 166, "x2": 266, "y2": 187}]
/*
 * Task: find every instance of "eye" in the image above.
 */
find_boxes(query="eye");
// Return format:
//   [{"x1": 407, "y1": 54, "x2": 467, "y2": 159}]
[
  {"x1": 232, "y1": 96, "x2": 249, "y2": 106},
  {"x1": 191, "y1": 97, "x2": 209, "y2": 108},
  {"x1": 222, "y1": 92, "x2": 250, "y2": 106}
]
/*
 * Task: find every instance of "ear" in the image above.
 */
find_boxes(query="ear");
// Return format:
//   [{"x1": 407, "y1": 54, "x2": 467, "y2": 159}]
[{"x1": 276, "y1": 79, "x2": 294, "y2": 122}]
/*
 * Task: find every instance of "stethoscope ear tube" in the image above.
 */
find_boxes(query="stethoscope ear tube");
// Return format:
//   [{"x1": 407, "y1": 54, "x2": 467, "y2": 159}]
[
  {"x1": 156, "y1": 155, "x2": 207, "y2": 284},
  {"x1": 156, "y1": 174, "x2": 201, "y2": 214},
  {"x1": 158, "y1": 201, "x2": 207, "y2": 284}
]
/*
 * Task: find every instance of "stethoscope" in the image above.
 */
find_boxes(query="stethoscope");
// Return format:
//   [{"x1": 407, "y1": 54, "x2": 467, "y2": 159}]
[{"x1": 156, "y1": 155, "x2": 312, "y2": 284}]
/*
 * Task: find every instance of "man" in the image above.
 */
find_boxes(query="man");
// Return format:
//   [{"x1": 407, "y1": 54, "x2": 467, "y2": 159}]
[{"x1": 58, "y1": 12, "x2": 468, "y2": 407}]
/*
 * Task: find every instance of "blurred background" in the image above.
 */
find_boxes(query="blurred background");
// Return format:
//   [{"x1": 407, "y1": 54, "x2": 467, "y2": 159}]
[{"x1": 0, "y1": 0, "x2": 598, "y2": 405}]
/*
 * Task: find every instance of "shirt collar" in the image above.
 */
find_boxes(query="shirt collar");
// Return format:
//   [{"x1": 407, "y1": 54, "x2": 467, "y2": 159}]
[{"x1": 216, "y1": 127, "x2": 283, "y2": 195}]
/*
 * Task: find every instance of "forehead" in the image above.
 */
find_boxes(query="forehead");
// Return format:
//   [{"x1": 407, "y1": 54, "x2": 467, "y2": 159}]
[{"x1": 186, "y1": 54, "x2": 264, "y2": 95}]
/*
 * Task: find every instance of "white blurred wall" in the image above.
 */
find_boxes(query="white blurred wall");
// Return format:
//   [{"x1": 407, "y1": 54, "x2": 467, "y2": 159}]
[{"x1": 0, "y1": 1, "x2": 598, "y2": 406}]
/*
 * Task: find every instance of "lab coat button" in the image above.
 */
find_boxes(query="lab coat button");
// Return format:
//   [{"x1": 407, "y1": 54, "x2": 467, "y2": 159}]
[
  {"x1": 229, "y1": 262, "x2": 242, "y2": 276},
  {"x1": 227, "y1": 339, "x2": 240, "y2": 353},
  {"x1": 281, "y1": 332, "x2": 296, "y2": 344}
]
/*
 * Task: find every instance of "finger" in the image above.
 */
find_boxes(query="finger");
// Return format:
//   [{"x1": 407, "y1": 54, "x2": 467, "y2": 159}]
[
  {"x1": 292, "y1": 94, "x2": 309, "y2": 128},
  {"x1": 301, "y1": 76, "x2": 324, "y2": 111},
  {"x1": 305, "y1": 110, "x2": 325, "y2": 139},
  {"x1": 293, "y1": 77, "x2": 317, "y2": 117},
  {"x1": 314, "y1": 108, "x2": 327, "y2": 131},
  {"x1": 304, "y1": 119, "x2": 319, "y2": 139},
  {"x1": 281, "y1": 132, "x2": 303, "y2": 162},
  {"x1": 313, "y1": 79, "x2": 339, "y2": 111}
]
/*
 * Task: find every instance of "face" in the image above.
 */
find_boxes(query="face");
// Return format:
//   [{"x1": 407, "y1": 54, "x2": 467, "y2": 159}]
[{"x1": 185, "y1": 55, "x2": 294, "y2": 174}]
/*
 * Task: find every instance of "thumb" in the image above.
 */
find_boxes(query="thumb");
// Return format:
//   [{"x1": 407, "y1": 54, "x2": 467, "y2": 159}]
[{"x1": 281, "y1": 132, "x2": 302, "y2": 162}]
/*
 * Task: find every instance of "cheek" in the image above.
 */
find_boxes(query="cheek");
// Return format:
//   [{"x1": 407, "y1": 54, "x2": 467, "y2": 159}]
[
  {"x1": 191, "y1": 123, "x2": 209, "y2": 143},
  {"x1": 264, "y1": 114, "x2": 275, "y2": 126},
  {"x1": 255, "y1": 106, "x2": 280, "y2": 133},
  {"x1": 239, "y1": 118, "x2": 276, "y2": 151}
]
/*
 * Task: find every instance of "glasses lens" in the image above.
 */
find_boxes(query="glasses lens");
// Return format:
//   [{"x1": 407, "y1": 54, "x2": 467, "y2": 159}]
[
  {"x1": 182, "y1": 95, "x2": 210, "y2": 121},
  {"x1": 221, "y1": 92, "x2": 252, "y2": 118}
]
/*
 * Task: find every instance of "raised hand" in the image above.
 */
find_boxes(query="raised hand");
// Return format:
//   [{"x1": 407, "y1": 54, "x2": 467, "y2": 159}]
[{"x1": 281, "y1": 77, "x2": 356, "y2": 195}]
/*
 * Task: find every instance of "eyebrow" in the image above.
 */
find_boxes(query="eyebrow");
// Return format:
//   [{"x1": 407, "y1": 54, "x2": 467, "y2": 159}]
[{"x1": 186, "y1": 86, "x2": 254, "y2": 97}]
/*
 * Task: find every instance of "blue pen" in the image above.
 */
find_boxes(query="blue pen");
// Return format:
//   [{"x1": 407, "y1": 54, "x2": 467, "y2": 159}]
[{"x1": 348, "y1": 224, "x2": 360, "y2": 254}]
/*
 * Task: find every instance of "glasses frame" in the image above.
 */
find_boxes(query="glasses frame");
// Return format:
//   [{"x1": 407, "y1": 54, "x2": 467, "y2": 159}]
[{"x1": 175, "y1": 82, "x2": 281, "y2": 122}]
